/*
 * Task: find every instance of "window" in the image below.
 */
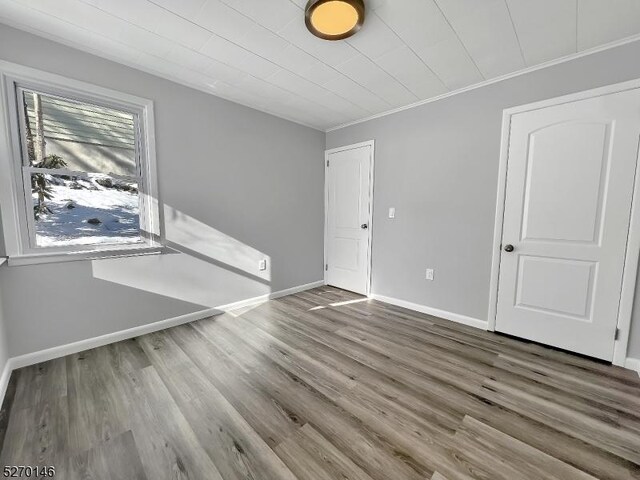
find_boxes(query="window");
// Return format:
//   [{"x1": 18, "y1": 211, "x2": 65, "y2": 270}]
[{"x1": 0, "y1": 63, "x2": 161, "y2": 264}]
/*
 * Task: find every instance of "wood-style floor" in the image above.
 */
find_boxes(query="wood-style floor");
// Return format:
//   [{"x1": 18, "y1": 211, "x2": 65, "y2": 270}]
[{"x1": 1, "y1": 286, "x2": 640, "y2": 479}]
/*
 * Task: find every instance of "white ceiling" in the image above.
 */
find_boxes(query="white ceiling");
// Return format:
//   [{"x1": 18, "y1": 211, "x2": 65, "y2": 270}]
[{"x1": 1, "y1": 0, "x2": 640, "y2": 131}]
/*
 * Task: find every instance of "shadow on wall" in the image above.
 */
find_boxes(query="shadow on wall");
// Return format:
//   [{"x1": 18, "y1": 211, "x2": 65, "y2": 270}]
[
  {"x1": 2, "y1": 200, "x2": 278, "y2": 356},
  {"x1": 90, "y1": 204, "x2": 272, "y2": 308}
]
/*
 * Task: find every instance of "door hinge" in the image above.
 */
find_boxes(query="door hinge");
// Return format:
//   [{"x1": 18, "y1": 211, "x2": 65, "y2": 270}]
[
  {"x1": 325, "y1": 264, "x2": 328, "y2": 271},
  {"x1": 326, "y1": 160, "x2": 330, "y2": 167},
  {"x1": 615, "y1": 327, "x2": 620, "y2": 340}
]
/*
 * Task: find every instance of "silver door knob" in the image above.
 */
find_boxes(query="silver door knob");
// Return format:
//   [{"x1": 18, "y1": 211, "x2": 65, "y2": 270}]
[
  {"x1": 361, "y1": 223, "x2": 368, "y2": 230},
  {"x1": 504, "y1": 244, "x2": 514, "y2": 252}
]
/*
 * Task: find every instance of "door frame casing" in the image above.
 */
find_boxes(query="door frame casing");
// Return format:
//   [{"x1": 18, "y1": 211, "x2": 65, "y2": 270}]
[
  {"x1": 487, "y1": 78, "x2": 640, "y2": 367},
  {"x1": 324, "y1": 140, "x2": 375, "y2": 296}
]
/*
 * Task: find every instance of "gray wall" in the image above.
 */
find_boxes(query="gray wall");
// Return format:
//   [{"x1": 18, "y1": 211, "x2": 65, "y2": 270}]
[
  {"x1": 0, "y1": 24, "x2": 325, "y2": 357},
  {"x1": 2, "y1": 23, "x2": 639, "y2": 364},
  {"x1": 327, "y1": 40, "x2": 640, "y2": 360}
]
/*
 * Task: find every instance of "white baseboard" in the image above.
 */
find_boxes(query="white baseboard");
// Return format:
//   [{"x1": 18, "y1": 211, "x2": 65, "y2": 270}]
[
  {"x1": 4, "y1": 278, "x2": 632, "y2": 404},
  {"x1": 370, "y1": 293, "x2": 488, "y2": 330},
  {"x1": 625, "y1": 357, "x2": 640, "y2": 376},
  {"x1": 9, "y1": 308, "x2": 218, "y2": 370},
  {"x1": 371, "y1": 294, "x2": 640, "y2": 375},
  {"x1": 0, "y1": 358, "x2": 12, "y2": 407},
  {"x1": 215, "y1": 280, "x2": 325, "y2": 312},
  {"x1": 8, "y1": 280, "x2": 324, "y2": 372}
]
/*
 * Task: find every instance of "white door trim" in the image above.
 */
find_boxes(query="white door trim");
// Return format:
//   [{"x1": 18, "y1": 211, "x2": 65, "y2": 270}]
[
  {"x1": 324, "y1": 140, "x2": 375, "y2": 296},
  {"x1": 487, "y1": 77, "x2": 640, "y2": 367}
]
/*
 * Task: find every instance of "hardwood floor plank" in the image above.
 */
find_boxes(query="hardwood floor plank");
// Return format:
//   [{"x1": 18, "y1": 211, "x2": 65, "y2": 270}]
[
  {"x1": 246, "y1": 301, "x2": 468, "y2": 400},
  {"x1": 137, "y1": 330, "x2": 299, "y2": 480},
  {"x1": 251, "y1": 291, "x2": 640, "y2": 479},
  {"x1": 495, "y1": 354, "x2": 640, "y2": 410},
  {"x1": 67, "y1": 430, "x2": 147, "y2": 480},
  {"x1": 66, "y1": 349, "x2": 131, "y2": 453},
  {"x1": 221, "y1": 312, "x2": 524, "y2": 480},
  {"x1": 270, "y1": 298, "x2": 347, "y2": 333},
  {"x1": 0, "y1": 372, "x2": 18, "y2": 455},
  {"x1": 123, "y1": 366, "x2": 224, "y2": 480},
  {"x1": 12, "y1": 358, "x2": 67, "y2": 411},
  {"x1": 431, "y1": 474, "x2": 449, "y2": 480},
  {"x1": 462, "y1": 390, "x2": 640, "y2": 480},
  {"x1": 451, "y1": 416, "x2": 597, "y2": 480},
  {"x1": 274, "y1": 294, "x2": 640, "y2": 436},
  {"x1": 354, "y1": 299, "x2": 639, "y2": 382},
  {"x1": 335, "y1": 326, "x2": 488, "y2": 391},
  {"x1": 488, "y1": 362, "x2": 640, "y2": 434},
  {"x1": 239, "y1": 305, "x2": 464, "y2": 433},
  {"x1": 367, "y1": 300, "x2": 640, "y2": 385},
  {"x1": 3, "y1": 286, "x2": 639, "y2": 480},
  {"x1": 168, "y1": 323, "x2": 307, "y2": 448},
  {"x1": 99, "y1": 338, "x2": 152, "y2": 374},
  {"x1": 221, "y1": 313, "x2": 471, "y2": 477},
  {"x1": 277, "y1": 294, "x2": 499, "y2": 371},
  {"x1": 193, "y1": 317, "x2": 429, "y2": 480},
  {"x1": 275, "y1": 424, "x2": 375, "y2": 480},
  {"x1": 222, "y1": 313, "x2": 359, "y2": 397},
  {"x1": 479, "y1": 378, "x2": 640, "y2": 464},
  {"x1": 0, "y1": 396, "x2": 69, "y2": 470}
]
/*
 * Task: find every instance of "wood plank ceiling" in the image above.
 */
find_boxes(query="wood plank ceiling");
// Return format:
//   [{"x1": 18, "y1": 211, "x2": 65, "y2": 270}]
[{"x1": 1, "y1": 0, "x2": 640, "y2": 130}]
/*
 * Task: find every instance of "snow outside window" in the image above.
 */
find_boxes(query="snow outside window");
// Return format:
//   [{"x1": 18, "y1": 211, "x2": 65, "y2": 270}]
[
  {"x1": 0, "y1": 66, "x2": 161, "y2": 264},
  {"x1": 20, "y1": 88, "x2": 144, "y2": 248}
]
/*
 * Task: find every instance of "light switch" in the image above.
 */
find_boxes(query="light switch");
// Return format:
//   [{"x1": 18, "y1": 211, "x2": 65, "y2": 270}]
[
  {"x1": 259, "y1": 259, "x2": 267, "y2": 271},
  {"x1": 388, "y1": 207, "x2": 395, "y2": 219}
]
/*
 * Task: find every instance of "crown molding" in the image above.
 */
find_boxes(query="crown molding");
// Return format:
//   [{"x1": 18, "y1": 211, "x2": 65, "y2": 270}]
[
  {"x1": 3, "y1": 17, "x2": 640, "y2": 135},
  {"x1": 326, "y1": 33, "x2": 640, "y2": 133}
]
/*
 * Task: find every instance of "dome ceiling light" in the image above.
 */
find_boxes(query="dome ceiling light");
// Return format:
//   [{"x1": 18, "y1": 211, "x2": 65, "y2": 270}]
[{"x1": 305, "y1": 0, "x2": 365, "y2": 41}]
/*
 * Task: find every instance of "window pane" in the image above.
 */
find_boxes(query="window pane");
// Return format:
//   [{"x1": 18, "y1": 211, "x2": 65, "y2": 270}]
[
  {"x1": 30, "y1": 172, "x2": 142, "y2": 248},
  {"x1": 22, "y1": 89, "x2": 137, "y2": 176}
]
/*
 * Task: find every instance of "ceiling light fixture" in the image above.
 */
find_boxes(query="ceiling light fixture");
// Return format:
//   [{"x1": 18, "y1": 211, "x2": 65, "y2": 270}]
[{"x1": 305, "y1": 0, "x2": 365, "y2": 41}]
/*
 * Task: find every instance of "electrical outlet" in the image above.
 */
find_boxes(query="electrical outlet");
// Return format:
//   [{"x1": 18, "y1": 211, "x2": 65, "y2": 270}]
[
  {"x1": 259, "y1": 259, "x2": 267, "y2": 271},
  {"x1": 425, "y1": 268, "x2": 434, "y2": 281}
]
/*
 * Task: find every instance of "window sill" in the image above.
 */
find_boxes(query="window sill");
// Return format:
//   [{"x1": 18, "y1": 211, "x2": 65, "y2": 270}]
[{"x1": 7, "y1": 244, "x2": 165, "y2": 267}]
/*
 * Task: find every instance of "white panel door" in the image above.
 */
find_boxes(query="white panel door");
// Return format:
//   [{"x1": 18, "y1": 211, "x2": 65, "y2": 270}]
[
  {"x1": 496, "y1": 89, "x2": 640, "y2": 360},
  {"x1": 326, "y1": 144, "x2": 373, "y2": 295}
]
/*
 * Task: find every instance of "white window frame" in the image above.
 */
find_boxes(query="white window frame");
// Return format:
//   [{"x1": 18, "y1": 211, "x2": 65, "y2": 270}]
[{"x1": 0, "y1": 61, "x2": 162, "y2": 266}]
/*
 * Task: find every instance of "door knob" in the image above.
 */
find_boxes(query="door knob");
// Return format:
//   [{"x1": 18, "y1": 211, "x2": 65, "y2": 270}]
[
  {"x1": 503, "y1": 244, "x2": 514, "y2": 252},
  {"x1": 361, "y1": 223, "x2": 368, "y2": 230}
]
